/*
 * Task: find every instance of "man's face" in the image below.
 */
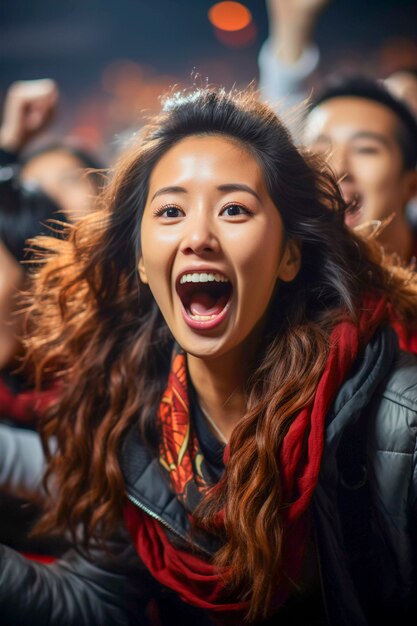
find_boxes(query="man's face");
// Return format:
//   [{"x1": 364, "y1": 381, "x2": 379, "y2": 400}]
[{"x1": 304, "y1": 96, "x2": 414, "y2": 232}]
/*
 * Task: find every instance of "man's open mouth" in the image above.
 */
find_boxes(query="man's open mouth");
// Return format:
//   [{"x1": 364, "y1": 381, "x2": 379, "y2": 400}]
[
  {"x1": 344, "y1": 192, "x2": 363, "y2": 227},
  {"x1": 176, "y1": 271, "x2": 233, "y2": 328}
]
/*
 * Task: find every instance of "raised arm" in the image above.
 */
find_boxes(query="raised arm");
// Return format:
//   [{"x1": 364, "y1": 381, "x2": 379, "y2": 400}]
[
  {"x1": 258, "y1": 0, "x2": 329, "y2": 137},
  {"x1": 0, "y1": 79, "x2": 58, "y2": 156}
]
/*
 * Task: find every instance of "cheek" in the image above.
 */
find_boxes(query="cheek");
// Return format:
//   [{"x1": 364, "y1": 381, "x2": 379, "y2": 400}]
[
  {"x1": 140, "y1": 227, "x2": 176, "y2": 306},
  {"x1": 232, "y1": 230, "x2": 282, "y2": 301},
  {"x1": 41, "y1": 176, "x2": 61, "y2": 197},
  {"x1": 0, "y1": 285, "x2": 23, "y2": 368},
  {"x1": 67, "y1": 186, "x2": 93, "y2": 209},
  {"x1": 353, "y1": 158, "x2": 400, "y2": 195},
  {"x1": 0, "y1": 274, "x2": 21, "y2": 317}
]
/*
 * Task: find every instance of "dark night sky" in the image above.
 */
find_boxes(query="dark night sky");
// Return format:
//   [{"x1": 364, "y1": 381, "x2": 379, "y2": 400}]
[
  {"x1": 1, "y1": 0, "x2": 416, "y2": 85},
  {"x1": 1, "y1": 0, "x2": 416, "y2": 141}
]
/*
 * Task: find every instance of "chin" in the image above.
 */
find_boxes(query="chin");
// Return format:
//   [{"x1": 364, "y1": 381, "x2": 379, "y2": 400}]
[{"x1": 178, "y1": 335, "x2": 233, "y2": 360}]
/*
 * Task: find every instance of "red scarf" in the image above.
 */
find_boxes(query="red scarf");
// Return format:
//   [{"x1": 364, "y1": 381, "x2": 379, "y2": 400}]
[
  {"x1": 391, "y1": 317, "x2": 417, "y2": 354},
  {"x1": 0, "y1": 375, "x2": 56, "y2": 424},
  {"x1": 124, "y1": 297, "x2": 402, "y2": 623}
]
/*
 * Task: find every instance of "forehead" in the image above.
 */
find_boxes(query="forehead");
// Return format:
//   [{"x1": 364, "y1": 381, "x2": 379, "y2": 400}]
[
  {"x1": 304, "y1": 96, "x2": 400, "y2": 144},
  {"x1": 22, "y1": 150, "x2": 84, "y2": 176},
  {"x1": 148, "y1": 135, "x2": 265, "y2": 189}
]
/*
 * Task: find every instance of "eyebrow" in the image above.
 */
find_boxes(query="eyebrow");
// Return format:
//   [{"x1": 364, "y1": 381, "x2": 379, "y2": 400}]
[
  {"x1": 349, "y1": 131, "x2": 391, "y2": 148},
  {"x1": 151, "y1": 183, "x2": 261, "y2": 202},
  {"x1": 217, "y1": 183, "x2": 261, "y2": 201},
  {"x1": 151, "y1": 186, "x2": 187, "y2": 201},
  {"x1": 312, "y1": 131, "x2": 391, "y2": 148}
]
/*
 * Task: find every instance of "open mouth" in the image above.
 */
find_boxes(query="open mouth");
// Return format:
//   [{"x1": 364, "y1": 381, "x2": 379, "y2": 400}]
[
  {"x1": 344, "y1": 192, "x2": 363, "y2": 227},
  {"x1": 176, "y1": 271, "x2": 233, "y2": 329}
]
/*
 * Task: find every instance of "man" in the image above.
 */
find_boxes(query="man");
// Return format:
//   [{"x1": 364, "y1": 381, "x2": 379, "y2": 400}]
[
  {"x1": 304, "y1": 77, "x2": 417, "y2": 261},
  {"x1": 259, "y1": 1, "x2": 417, "y2": 262}
]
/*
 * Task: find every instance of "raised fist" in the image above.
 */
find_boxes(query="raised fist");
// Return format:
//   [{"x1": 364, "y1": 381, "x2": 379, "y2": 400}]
[{"x1": 0, "y1": 79, "x2": 58, "y2": 153}]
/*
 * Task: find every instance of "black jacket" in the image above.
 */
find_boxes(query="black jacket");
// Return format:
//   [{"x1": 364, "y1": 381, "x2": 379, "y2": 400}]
[{"x1": 0, "y1": 328, "x2": 416, "y2": 625}]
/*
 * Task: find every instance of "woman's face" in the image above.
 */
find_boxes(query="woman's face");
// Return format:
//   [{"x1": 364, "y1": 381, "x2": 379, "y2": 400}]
[
  {"x1": 139, "y1": 135, "x2": 300, "y2": 361},
  {"x1": 0, "y1": 242, "x2": 24, "y2": 369}
]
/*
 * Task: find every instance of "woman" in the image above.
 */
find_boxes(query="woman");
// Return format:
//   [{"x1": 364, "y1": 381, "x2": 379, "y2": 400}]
[
  {"x1": 0, "y1": 168, "x2": 69, "y2": 556},
  {"x1": 0, "y1": 88, "x2": 416, "y2": 626}
]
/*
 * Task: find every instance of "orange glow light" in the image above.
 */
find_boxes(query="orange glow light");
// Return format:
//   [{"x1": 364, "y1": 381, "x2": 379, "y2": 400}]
[
  {"x1": 208, "y1": 2, "x2": 252, "y2": 32},
  {"x1": 214, "y1": 22, "x2": 257, "y2": 48}
]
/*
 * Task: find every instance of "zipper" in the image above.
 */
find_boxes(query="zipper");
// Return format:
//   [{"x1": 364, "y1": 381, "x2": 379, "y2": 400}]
[{"x1": 126, "y1": 491, "x2": 211, "y2": 556}]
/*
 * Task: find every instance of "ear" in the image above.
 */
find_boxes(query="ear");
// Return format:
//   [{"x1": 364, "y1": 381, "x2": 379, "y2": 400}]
[
  {"x1": 138, "y1": 256, "x2": 149, "y2": 284},
  {"x1": 277, "y1": 239, "x2": 301, "y2": 283}
]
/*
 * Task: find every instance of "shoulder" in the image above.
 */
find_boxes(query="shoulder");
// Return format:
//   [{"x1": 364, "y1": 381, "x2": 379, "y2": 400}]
[
  {"x1": 380, "y1": 350, "x2": 417, "y2": 411},
  {"x1": 369, "y1": 350, "x2": 417, "y2": 455}
]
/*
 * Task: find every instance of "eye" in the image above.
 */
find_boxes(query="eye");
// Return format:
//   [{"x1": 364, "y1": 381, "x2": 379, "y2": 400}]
[
  {"x1": 220, "y1": 203, "x2": 252, "y2": 217},
  {"x1": 353, "y1": 145, "x2": 381, "y2": 155},
  {"x1": 153, "y1": 205, "x2": 184, "y2": 218}
]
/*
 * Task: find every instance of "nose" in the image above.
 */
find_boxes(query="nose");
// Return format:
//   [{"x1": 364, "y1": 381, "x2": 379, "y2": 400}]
[
  {"x1": 328, "y1": 144, "x2": 351, "y2": 182},
  {"x1": 180, "y1": 212, "x2": 220, "y2": 256}
]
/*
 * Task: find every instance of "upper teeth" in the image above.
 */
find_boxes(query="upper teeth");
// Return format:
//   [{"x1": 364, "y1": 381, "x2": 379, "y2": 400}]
[{"x1": 179, "y1": 272, "x2": 229, "y2": 284}]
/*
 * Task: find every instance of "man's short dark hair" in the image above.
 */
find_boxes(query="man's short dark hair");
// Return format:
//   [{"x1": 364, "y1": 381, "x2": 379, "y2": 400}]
[{"x1": 310, "y1": 76, "x2": 417, "y2": 170}]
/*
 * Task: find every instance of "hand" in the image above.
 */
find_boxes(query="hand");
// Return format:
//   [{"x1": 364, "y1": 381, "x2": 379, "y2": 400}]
[
  {"x1": 0, "y1": 79, "x2": 58, "y2": 153},
  {"x1": 267, "y1": 0, "x2": 330, "y2": 22},
  {"x1": 266, "y1": 0, "x2": 330, "y2": 63}
]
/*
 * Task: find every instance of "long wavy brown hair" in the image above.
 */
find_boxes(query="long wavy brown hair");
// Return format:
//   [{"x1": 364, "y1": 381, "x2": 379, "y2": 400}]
[{"x1": 24, "y1": 88, "x2": 417, "y2": 621}]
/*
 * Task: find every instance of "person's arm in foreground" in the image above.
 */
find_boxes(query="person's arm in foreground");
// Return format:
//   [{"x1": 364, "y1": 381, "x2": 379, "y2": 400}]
[{"x1": 0, "y1": 529, "x2": 152, "y2": 626}]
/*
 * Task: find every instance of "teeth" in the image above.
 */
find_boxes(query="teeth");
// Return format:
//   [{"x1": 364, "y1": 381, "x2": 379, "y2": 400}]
[
  {"x1": 179, "y1": 272, "x2": 229, "y2": 285},
  {"x1": 188, "y1": 313, "x2": 217, "y2": 321}
]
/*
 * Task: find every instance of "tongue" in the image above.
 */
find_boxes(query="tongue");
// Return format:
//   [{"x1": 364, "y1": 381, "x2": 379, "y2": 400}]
[{"x1": 189, "y1": 291, "x2": 228, "y2": 317}]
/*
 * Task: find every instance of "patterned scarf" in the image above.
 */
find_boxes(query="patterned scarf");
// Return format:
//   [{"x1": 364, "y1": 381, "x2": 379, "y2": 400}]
[
  {"x1": 124, "y1": 296, "x2": 404, "y2": 624},
  {"x1": 157, "y1": 352, "x2": 217, "y2": 513}
]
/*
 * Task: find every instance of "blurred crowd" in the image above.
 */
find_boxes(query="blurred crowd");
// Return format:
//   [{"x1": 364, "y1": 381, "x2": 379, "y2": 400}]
[{"x1": 0, "y1": 0, "x2": 417, "y2": 619}]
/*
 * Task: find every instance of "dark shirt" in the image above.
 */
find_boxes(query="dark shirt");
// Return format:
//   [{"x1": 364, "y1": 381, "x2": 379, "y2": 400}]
[{"x1": 189, "y1": 382, "x2": 225, "y2": 484}]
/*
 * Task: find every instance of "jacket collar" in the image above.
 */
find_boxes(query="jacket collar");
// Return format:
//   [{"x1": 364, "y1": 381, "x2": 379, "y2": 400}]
[
  {"x1": 121, "y1": 326, "x2": 398, "y2": 555},
  {"x1": 121, "y1": 425, "x2": 221, "y2": 556}
]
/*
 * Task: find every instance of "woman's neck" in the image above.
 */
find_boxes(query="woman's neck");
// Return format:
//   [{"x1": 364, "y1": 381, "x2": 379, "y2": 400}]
[{"x1": 187, "y1": 347, "x2": 253, "y2": 442}]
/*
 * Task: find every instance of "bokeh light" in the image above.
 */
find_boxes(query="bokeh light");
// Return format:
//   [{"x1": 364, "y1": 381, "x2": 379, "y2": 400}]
[
  {"x1": 99, "y1": 59, "x2": 179, "y2": 148},
  {"x1": 214, "y1": 22, "x2": 257, "y2": 49},
  {"x1": 208, "y1": 2, "x2": 252, "y2": 32}
]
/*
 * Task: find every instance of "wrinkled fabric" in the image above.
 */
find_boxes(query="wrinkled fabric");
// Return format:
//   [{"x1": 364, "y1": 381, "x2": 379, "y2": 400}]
[{"x1": 125, "y1": 295, "x2": 389, "y2": 623}]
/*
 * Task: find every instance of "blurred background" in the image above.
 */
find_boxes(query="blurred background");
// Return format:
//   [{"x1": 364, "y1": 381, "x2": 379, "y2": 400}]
[{"x1": 1, "y1": 0, "x2": 416, "y2": 156}]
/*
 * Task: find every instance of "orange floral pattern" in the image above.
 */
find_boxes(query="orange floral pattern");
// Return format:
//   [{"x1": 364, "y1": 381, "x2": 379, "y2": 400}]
[{"x1": 158, "y1": 352, "x2": 208, "y2": 509}]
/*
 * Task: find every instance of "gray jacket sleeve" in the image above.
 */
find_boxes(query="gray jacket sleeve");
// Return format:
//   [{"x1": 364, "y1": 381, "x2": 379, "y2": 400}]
[
  {"x1": 258, "y1": 38, "x2": 319, "y2": 142},
  {"x1": 0, "y1": 424, "x2": 47, "y2": 499},
  {"x1": 0, "y1": 531, "x2": 153, "y2": 625}
]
